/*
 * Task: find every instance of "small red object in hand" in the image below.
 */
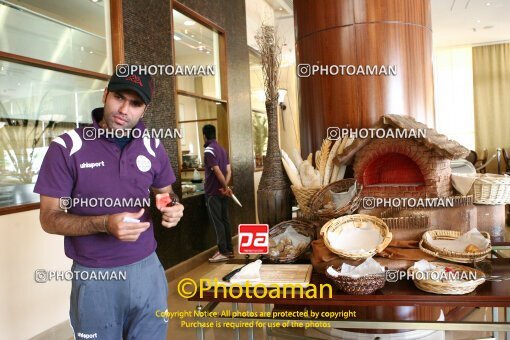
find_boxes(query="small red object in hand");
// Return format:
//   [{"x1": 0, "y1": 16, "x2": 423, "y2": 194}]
[
  {"x1": 445, "y1": 267, "x2": 456, "y2": 273},
  {"x1": 156, "y1": 193, "x2": 179, "y2": 209}
]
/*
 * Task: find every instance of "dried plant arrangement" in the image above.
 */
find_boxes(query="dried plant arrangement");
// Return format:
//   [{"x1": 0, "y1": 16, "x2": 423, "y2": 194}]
[{"x1": 255, "y1": 23, "x2": 292, "y2": 225}]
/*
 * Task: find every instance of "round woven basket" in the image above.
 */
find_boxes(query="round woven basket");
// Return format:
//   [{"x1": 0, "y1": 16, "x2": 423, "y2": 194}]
[
  {"x1": 325, "y1": 271, "x2": 386, "y2": 295},
  {"x1": 470, "y1": 173, "x2": 510, "y2": 205},
  {"x1": 419, "y1": 240, "x2": 489, "y2": 264},
  {"x1": 421, "y1": 230, "x2": 491, "y2": 262},
  {"x1": 320, "y1": 214, "x2": 393, "y2": 260},
  {"x1": 309, "y1": 178, "x2": 362, "y2": 219},
  {"x1": 407, "y1": 262, "x2": 485, "y2": 295},
  {"x1": 291, "y1": 185, "x2": 321, "y2": 216},
  {"x1": 264, "y1": 219, "x2": 315, "y2": 263}
]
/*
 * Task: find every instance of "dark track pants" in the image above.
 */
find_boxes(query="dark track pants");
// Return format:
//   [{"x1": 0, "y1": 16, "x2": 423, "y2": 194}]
[{"x1": 205, "y1": 194, "x2": 233, "y2": 254}]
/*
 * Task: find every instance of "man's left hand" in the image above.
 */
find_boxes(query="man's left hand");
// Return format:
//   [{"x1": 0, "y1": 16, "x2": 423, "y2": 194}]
[{"x1": 159, "y1": 203, "x2": 184, "y2": 228}]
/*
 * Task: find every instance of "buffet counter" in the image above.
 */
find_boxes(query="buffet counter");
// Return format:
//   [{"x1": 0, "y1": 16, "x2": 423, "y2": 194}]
[{"x1": 189, "y1": 244, "x2": 510, "y2": 339}]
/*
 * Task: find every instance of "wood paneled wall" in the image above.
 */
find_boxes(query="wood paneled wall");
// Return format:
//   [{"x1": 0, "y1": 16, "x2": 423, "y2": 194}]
[{"x1": 294, "y1": 0, "x2": 434, "y2": 156}]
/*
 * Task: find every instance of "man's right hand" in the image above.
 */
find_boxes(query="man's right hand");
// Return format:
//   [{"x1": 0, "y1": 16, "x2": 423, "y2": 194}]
[
  {"x1": 219, "y1": 187, "x2": 233, "y2": 197},
  {"x1": 106, "y1": 208, "x2": 150, "y2": 242}
]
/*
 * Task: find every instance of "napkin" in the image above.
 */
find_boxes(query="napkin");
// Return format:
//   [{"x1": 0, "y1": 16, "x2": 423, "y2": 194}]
[
  {"x1": 413, "y1": 259, "x2": 436, "y2": 272},
  {"x1": 273, "y1": 226, "x2": 311, "y2": 246},
  {"x1": 230, "y1": 259, "x2": 262, "y2": 283},
  {"x1": 327, "y1": 222, "x2": 383, "y2": 252},
  {"x1": 451, "y1": 173, "x2": 476, "y2": 195},
  {"x1": 327, "y1": 257, "x2": 385, "y2": 278},
  {"x1": 329, "y1": 183, "x2": 357, "y2": 210},
  {"x1": 425, "y1": 228, "x2": 489, "y2": 253}
]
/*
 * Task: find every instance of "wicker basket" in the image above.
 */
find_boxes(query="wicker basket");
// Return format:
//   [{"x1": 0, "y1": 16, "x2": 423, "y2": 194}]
[
  {"x1": 309, "y1": 179, "x2": 362, "y2": 219},
  {"x1": 408, "y1": 262, "x2": 485, "y2": 295},
  {"x1": 320, "y1": 214, "x2": 393, "y2": 260},
  {"x1": 470, "y1": 173, "x2": 510, "y2": 205},
  {"x1": 420, "y1": 230, "x2": 491, "y2": 263},
  {"x1": 419, "y1": 240, "x2": 489, "y2": 264},
  {"x1": 381, "y1": 215, "x2": 429, "y2": 242},
  {"x1": 264, "y1": 219, "x2": 315, "y2": 263},
  {"x1": 325, "y1": 271, "x2": 386, "y2": 295},
  {"x1": 291, "y1": 185, "x2": 321, "y2": 216}
]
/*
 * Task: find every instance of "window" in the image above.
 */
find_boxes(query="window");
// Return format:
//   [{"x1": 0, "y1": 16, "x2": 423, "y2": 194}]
[
  {"x1": 0, "y1": 1, "x2": 112, "y2": 73},
  {"x1": 172, "y1": 5, "x2": 228, "y2": 197},
  {"x1": 0, "y1": 0, "x2": 114, "y2": 210}
]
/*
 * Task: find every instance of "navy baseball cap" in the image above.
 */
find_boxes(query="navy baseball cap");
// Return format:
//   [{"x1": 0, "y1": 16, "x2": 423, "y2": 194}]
[{"x1": 108, "y1": 68, "x2": 154, "y2": 105}]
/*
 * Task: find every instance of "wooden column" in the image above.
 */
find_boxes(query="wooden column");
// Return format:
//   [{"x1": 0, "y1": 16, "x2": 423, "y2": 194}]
[{"x1": 294, "y1": 0, "x2": 434, "y2": 156}]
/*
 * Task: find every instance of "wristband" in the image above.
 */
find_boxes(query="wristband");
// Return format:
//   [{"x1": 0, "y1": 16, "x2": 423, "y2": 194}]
[{"x1": 103, "y1": 215, "x2": 110, "y2": 234}]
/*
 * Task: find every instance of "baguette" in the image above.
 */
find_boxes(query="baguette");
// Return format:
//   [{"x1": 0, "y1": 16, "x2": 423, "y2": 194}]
[
  {"x1": 282, "y1": 157, "x2": 302, "y2": 186},
  {"x1": 318, "y1": 139, "x2": 332, "y2": 185},
  {"x1": 281, "y1": 149, "x2": 299, "y2": 175},
  {"x1": 323, "y1": 139, "x2": 342, "y2": 185},
  {"x1": 299, "y1": 160, "x2": 320, "y2": 188},
  {"x1": 290, "y1": 148, "x2": 303, "y2": 168},
  {"x1": 330, "y1": 139, "x2": 344, "y2": 184},
  {"x1": 335, "y1": 138, "x2": 355, "y2": 181}
]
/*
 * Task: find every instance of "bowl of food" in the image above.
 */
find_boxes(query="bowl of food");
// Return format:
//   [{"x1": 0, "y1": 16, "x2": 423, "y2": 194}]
[
  {"x1": 325, "y1": 258, "x2": 386, "y2": 295},
  {"x1": 408, "y1": 261, "x2": 485, "y2": 295},
  {"x1": 265, "y1": 220, "x2": 315, "y2": 263}
]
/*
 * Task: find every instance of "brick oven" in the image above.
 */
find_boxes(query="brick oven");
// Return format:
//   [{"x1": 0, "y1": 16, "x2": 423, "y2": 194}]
[{"x1": 337, "y1": 115, "x2": 470, "y2": 198}]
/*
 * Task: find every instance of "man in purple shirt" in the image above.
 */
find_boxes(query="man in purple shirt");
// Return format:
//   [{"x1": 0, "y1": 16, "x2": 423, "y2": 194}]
[
  {"x1": 34, "y1": 69, "x2": 183, "y2": 339},
  {"x1": 202, "y1": 124, "x2": 234, "y2": 262}
]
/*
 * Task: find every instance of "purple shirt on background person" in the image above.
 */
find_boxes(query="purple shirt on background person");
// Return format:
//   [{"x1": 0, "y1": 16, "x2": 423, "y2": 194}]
[
  {"x1": 34, "y1": 108, "x2": 176, "y2": 268},
  {"x1": 203, "y1": 139, "x2": 229, "y2": 196}
]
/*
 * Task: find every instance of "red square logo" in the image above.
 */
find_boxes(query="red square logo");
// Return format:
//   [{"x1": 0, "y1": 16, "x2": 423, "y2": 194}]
[{"x1": 238, "y1": 224, "x2": 269, "y2": 254}]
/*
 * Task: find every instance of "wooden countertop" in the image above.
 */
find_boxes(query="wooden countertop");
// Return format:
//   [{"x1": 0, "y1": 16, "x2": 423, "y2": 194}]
[{"x1": 189, "y1": 258, "x2": 510, "y2": 307}]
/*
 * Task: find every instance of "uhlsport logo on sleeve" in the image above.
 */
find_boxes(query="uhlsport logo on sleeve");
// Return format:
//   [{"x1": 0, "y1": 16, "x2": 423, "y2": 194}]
[{"x1": 238, "y1": 224, "x2": 269, "y2": 254}]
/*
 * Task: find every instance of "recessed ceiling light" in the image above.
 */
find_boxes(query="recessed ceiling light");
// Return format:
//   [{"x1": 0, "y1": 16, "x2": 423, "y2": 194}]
[
  {"x1": 206, "y1": 51, "x2": 210, "y2": 54},
  {"x1": 184, "y1": 20, "x2": 195, "y2": 26},
  {"x1": 89, "y1": 50, "x2": 93, "y2": 54},
  {"x1": 191, "y1": 34, "x2": 195, "y2": 38},
  {"x1": 485, "y1": 2, "x2": 491, "y2": 6},
  {"x1": 174, "y1": 35, "x2": 181, "y2": 41},
  {"x1": 80, "y1": 46, "x2": 84, "y2": 51},
  {"x1": 279, "y1": 7, "x2": 283, "y2": 11},
  {"x1": 476, "y1": 19, "x2": 481, "y2": 23}
]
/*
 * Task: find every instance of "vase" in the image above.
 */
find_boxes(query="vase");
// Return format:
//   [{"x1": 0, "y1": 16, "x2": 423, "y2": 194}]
[{"x1": 257, "y1": 101, "x2": 292, "y2": 226}]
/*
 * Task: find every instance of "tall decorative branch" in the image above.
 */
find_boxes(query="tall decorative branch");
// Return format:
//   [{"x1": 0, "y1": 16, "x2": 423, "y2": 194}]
[
  {"x1": 255, "y1": 24, "x2": 292, "y2": 225},
  {"x1": 256, "y1": 25, "x2": 282, "y2": 104}
]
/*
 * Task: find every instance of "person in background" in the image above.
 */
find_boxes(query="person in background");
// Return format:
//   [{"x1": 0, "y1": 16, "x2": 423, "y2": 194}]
[
  {"x1": 34, "y1": 70, "x2": 184, "y2": 339},
  {"x1": 202, "y1": 124, "x2": 234, "y2": 262}
]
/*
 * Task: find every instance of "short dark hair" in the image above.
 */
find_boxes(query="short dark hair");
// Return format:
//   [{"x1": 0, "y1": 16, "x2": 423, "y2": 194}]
[{"x1": 202, "y1": 124, "x2": 216, "y2": 140}]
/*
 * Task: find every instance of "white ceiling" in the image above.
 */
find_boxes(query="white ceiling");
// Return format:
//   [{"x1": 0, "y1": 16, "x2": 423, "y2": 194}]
[
  {"x1": 431, "y1": 0, "x2": 510, "y2": 48},
  {"x1": 270, "y1": 0, "x2": 510, "y2": 54}
]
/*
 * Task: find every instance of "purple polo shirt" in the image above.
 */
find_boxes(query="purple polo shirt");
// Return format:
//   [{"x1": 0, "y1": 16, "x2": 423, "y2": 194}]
[
  {"x1": 34, "y1": 108, "x2": 176, "y2": 268},
  {"x1": 204, "y1": 139, "x2": 229, "y2": 196}
]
